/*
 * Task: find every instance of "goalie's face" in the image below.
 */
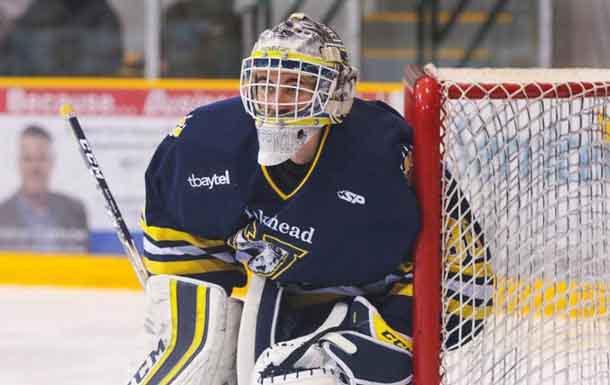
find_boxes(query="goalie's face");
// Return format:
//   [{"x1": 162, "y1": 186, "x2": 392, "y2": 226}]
[
  {"x1": 239, "y1": 51, "x2": 339, "y2": 165},
  {"x1": 252, "y1": 69, "x2": 317, "y2": 118}
]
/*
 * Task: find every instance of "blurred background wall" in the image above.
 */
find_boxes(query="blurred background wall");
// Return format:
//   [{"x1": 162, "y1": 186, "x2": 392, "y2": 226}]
[
  {"x1": 1, "y1": 0, "x2": 608, "y2": 81},
  {"x1": 553, "y1": 0, "x2": 610, "y2": 67}
]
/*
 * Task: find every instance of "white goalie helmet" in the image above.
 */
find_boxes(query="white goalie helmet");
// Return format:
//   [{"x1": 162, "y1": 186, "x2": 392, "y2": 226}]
[{"x1": 240, "y1": 13, "x2": 359, "y2": 165}]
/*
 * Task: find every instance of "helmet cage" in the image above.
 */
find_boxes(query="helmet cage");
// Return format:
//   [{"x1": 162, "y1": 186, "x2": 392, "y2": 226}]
[{"x1": 240, "y1": 51, "x2": 339, "y2": 126}]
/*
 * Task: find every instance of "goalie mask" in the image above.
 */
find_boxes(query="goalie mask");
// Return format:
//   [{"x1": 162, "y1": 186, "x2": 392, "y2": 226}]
[{"x1": 240, "y1": 13, "x2": 359, "y2": 166}]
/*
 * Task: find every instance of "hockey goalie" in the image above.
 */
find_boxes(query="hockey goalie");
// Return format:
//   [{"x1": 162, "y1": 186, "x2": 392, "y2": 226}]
[{"x1": 126, "y1": 13, "x2": 493, "y2": 385}]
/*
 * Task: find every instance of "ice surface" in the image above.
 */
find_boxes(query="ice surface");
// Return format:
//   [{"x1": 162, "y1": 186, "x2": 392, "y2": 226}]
[{"x1": 0, "y1": 286, "x2": 147, "y2": 385}]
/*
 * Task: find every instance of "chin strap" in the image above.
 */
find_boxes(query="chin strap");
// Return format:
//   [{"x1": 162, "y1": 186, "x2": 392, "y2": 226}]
[{"x1": 255, "y1": 123, "x2": 323, "y2": 166}]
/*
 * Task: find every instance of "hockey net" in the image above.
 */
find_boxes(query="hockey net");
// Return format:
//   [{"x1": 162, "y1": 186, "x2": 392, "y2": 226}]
[{"x1": 405, "y1": 65, "x2": 610, "y2": 385}]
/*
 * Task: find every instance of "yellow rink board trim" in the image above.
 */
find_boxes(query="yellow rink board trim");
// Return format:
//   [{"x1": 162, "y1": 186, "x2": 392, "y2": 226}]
[
  {"x1": 0, "y1": 252, "x2": 141, "y2": 289},
  {"x1": 0, "y1": 76, "x2": 401, "y2": 93},
  {"x1": 6, "y1": 252, "x2": 606, "y2": 320},
  {"x1": 0, "y1": 77, "x2": 240, "y2": 90}
]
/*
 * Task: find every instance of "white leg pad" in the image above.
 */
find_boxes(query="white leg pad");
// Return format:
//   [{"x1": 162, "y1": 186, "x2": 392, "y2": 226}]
[
  {"x1": 216, "y1": 297, "x2": 243, "y2": 385},
  {"x1": 126, "y1": 275, "x2": 242, "y2": 385}
]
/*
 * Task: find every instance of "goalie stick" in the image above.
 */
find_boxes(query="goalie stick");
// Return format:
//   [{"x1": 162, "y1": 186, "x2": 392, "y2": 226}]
[{"x1": 60, "y1": 104, "x2": 149, "y2": 288}]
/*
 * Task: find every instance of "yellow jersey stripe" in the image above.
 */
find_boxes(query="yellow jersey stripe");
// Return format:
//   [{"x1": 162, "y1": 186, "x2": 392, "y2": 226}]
[
  {"x1": 143, "y1": 256, "x2": 242, "y2": 276},
  {"x1": 389, "y1": 282, "x2": 413, "y2": 297},
  {"x1": 447, "y1": 298, "x2": 493, "y2": 320},
  {"x1": 447, "y1": 260, "x2": 493, "y2": 278},
  {"x1": 495, "y1": 278, "x2": 609, "y2": 318},
  {"x1": 141, "y1": 280, "x2": 180, "y2": 385},
  {"x1": 140, "y1": 217, "x2": 225, "y2": 248}
]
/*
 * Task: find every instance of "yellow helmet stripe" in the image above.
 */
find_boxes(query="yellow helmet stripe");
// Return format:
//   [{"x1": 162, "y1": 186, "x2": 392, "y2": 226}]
[{"x1": 249, "y1": 49, "x2": 338, "y2": 67}]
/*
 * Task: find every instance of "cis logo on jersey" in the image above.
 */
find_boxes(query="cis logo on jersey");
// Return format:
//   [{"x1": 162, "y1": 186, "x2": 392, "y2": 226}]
[{"x1": 337, "y1": 190, "x2": 366, "y2": 205}]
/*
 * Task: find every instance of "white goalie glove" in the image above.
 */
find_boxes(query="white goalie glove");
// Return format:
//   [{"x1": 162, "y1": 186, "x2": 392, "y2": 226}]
[
  {"x1": 126, "y1": 275, "x2": 242, "y2": 385},
  {"x1": 251, "y1": 297, "x2": 413, "y2": 385}
]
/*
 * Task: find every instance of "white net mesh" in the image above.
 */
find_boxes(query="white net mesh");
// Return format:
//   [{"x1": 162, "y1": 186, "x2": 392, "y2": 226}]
[{"x1": 437, "y1": 70, "x2": 610, "y2": 385}]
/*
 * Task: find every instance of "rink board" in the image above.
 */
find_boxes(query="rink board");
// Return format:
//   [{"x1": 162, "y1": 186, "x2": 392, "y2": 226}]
[{"x1": 0, "y1": 252, "x2": 141, "y2": 289}]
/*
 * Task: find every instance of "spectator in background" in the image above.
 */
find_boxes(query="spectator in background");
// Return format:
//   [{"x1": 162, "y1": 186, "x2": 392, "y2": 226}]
[
  {"x1": 163, "y1": 0, "x2": 241, "y2": 77},
  {"x1": 0, "y1": 1, "x2": 31, "y2": 43},
  {"x1": 0, "y1": 0, "x2": 122, "y2": 76},
  {"x1": 0, "y1": 125, "x2": 89, "y2": 253}
]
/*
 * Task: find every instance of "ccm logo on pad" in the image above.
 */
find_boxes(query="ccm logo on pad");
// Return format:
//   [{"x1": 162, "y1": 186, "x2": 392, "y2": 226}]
[{"x1": 337, "y1": 190, "x2": 366, "y2": 205}]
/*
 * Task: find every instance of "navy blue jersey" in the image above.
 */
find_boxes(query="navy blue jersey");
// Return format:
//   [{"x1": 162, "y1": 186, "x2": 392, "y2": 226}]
[{"x1": 142, "y1": 97, "x2": 419, "y2": 290}]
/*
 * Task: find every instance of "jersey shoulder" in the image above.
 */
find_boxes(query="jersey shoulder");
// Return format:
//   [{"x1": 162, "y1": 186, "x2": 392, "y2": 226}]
[
  {"x1": 344, "y1": 98, "x2": 412, "y2": 144},
  {"x1": 144, "y1": 97, "x2": 257, "y2": 238},
  {"x1": 334, "y1": 98, "x2": 412, "y2": 171},
  {"x1": 174, "y1": 96, "x2": 255, "y2": 148},
  {"x1": 147, "y1": 96, "x2": 257, "y2": 195}
]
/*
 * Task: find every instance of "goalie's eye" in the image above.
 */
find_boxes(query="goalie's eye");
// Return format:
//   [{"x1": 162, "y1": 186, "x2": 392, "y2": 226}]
[{"x1": 253, "y1": 72, "x2": 305, "y2": 88}]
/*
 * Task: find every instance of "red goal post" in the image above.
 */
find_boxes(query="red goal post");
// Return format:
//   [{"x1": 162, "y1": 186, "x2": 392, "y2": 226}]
[{"x1": 404, "y1": 64, "x2": 610, "y2": 385}]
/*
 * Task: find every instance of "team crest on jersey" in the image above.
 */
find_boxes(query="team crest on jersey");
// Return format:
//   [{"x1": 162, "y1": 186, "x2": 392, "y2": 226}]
[
  {"x1": 233, "y1": 219, "x2": 309, "y2": 279},
  {"x1": 247, "y1": 234, "x2": 309, "y2": 279}
]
